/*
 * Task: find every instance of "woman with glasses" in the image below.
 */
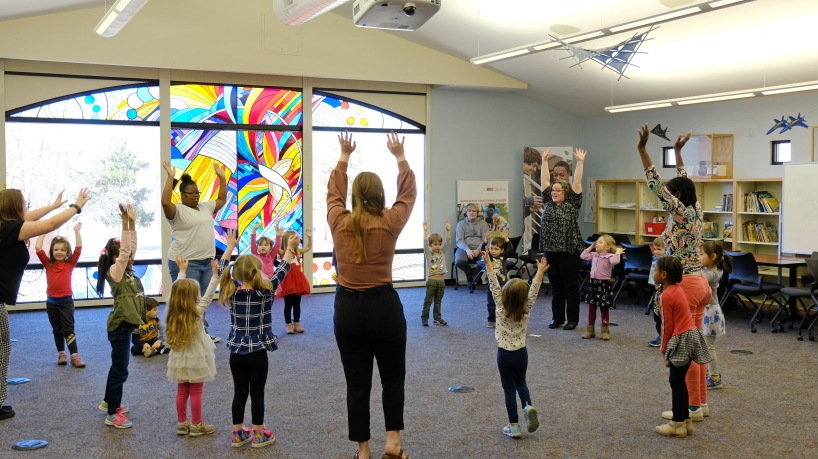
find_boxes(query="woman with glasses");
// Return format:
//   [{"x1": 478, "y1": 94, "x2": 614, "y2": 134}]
[
  {"x1": 162, "y1": 162, "x2": 228, "y2": 343},
  {"x1": 455, "y1": 204, "x2": 490, "y2": 287}
]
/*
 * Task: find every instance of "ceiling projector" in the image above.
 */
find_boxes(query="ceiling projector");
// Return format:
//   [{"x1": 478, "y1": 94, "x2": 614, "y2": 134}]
[{"x1": 353, "y1": 0, "x2": 441, "y2": 31}]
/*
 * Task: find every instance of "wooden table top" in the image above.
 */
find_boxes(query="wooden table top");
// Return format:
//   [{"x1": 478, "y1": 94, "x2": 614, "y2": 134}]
[{"x1": 752, "y1": 254, "x2": 807, "y2": 266}]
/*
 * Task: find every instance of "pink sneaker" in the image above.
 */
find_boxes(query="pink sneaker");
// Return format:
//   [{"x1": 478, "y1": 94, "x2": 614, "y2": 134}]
[
  {"x1": 252, "y1": 428, "x2": 275, "y2": 448},
  {"x1": 57, "y1": 352, "x2": 68, "y2": 365},
  {"x1": 70, "y1": 355, "x2": 86, "y2": 368},
  {"x1": 104, "y1": 407, "x2": 133, "y2": 429}
]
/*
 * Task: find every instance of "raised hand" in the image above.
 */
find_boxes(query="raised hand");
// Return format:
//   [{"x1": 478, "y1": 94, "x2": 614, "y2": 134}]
[
  {"x1": 51, "y1": 189, "x2": 67, "y2": 209},
  {"x1": 541, "y1": 147, "x2": 552, "y2": 163},
  {"x1": 175, "y1": 256, "x2": 189, "y2": 273},
  {"x1": 252, "y1": 222, "x2": 262, "y2": 233},
  {"x1": 445, "y1": 220, "x2": 451, "y2": 232},
  {"x1": 304, "y1": 228, "x2": 312, "y2": 238},
  {"x1": 616, "y1": 247, "x2": 625, "y2": 256},
  {"x1": 638, "y1": 124, "x2": 650, "y2": 150},
  {"x1": 126, "y1": 204, "x2": 136, "y2": 222},
  {"x1": 422, "y1": 221, "x2": 429, "y2": 232},
  {"x1": 573, "y1": 148, "x2": 587, "y2": 163},
  {"x1": 484, "y1": 231, "x2": 492, "y2": 242},
  {"x1": 163, "y1": 161, "x2": 175, "y2": 177},
  {"x1": 275, "y1": 225, "x2": 285, "y2": 237},
  {"x1": 210, "y1": 259, "x2": 219, "y2": 276},
  {"x1": 225, "y1": 228, "x2": 238, "y2": 248},
  {"x1": 118, "y1": 203, "x2": 128, "y2": 221},
  {"x1": 536, "y1": 256, "x2": 550, "y2": 273},
  {"x1": 501, "y1": 228, "x2": 509, "y2": 240},
  {"x1": 481, "y1": 248, "x2": 494, "y2": 272},
  {"x1": 75, "y1": 188, "x2": 91, "y2": 208},
  {"x1": 212, "y1": 163, "x2": 226, "y2": 178},
  {"x1": 287, "y1": 234, "x2": 300, "y2": 251},
  {"x1": 338, "y1": 131, "x2": 356, "y2": 156},
  {"x1": 674, "y1": 132, "x2": 691, "y2": 152},
  {"x1": 386, "y1": 131, "x2": 405, "y2": 158},
  {"x1": 74, "y1": 222, "x2": 82, "y2": 232}
]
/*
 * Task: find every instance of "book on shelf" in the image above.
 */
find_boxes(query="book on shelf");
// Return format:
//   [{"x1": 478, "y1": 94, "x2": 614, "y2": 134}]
[
  {"x1": 742, "y1": 191, "x2": 779, "y2": 213},
  {"x1": 606, "y1": 202, "x2": 636, "y2": 209},
  {"x1": 742, "y1": 221, "x2": 779, "y2": 243},
  {"x1": 722, "y1": 194, "x2": 733, "y2": 212},
  {"x1": 702, "y1": 221, "x2": 719, "y2": 239},
  {"x1": 723, "y1": 221, "x2": 733, "y2": 238}
]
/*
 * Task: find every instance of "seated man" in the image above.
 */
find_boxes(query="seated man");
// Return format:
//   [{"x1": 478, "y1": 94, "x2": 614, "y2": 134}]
[{"x1": 455, "y1": 203, "x2": 490, "y2": 285}]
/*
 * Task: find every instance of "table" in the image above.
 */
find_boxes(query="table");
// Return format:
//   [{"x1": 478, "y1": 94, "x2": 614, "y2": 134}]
[{"x1": 752, "y1": 254, "x2": 807, "y2": 326}]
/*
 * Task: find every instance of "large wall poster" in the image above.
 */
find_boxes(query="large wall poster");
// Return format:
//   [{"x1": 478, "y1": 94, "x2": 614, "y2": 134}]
[
  {"x1": 456, "y1": 180, "x2": 510, "y2": 240},
  {"x1": 521, "y1": 146, "x2": 573, "y2": 254}
]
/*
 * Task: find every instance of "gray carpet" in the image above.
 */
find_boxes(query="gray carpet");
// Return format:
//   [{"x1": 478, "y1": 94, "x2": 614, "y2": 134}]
[{"x1": 1, "y1": 286, "x2": 816, "y2": 458}]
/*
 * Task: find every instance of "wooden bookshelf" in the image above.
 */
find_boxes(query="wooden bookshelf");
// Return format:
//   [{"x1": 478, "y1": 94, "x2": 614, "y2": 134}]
[{"x1": 595, "y1": 180, "x2": 639, "y2": 243}]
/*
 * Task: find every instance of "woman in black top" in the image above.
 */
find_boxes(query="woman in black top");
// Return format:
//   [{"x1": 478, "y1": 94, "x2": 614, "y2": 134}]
[
  {"x1": 539, "y1": 148, "x2": 587, "y2": 330},
  {"x1": 0, "y1": 188, "x2": 90, "y2": 420}
]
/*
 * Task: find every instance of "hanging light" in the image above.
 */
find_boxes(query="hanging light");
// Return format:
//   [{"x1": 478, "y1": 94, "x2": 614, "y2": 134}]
[{"x1": 94, "y1": 0, "x2": 151, "y2": 37}]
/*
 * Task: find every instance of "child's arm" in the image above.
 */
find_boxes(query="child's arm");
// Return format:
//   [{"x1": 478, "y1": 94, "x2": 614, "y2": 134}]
[
  {"x1": 580, "y1": 241, "x2": 596, "y2": 260},
  {"x1": 526, "y1": 257, "x2": 549, "y2": 312},
  {"x1": 71, "y1": 222, "x2": 83, "y2": 267},
  {"x1": 195, "y1": 261, "x2": 220, "y2": 314},
  {"x1": 250, "y1": 223, "x2": 260, "y2": 256},
  {"x1": 271, "y1": 225, "x2": 283, "y2": 257},
  {"x1": 660, "y1": 293, "x2": 674, "y2": 356},
  {"x1": 109, "y1": 204, "x2": 133, "y2": 283},
  {"x1": 263, "y1": 233, "x2": 299, "y2": 292},
  {"x1": 482, "y1": 248, "x2": 504, "y2": 309},
  {"x1": 35, "y1": 235, "x2": 49, "y2": 265},
  {"x1": 610, "y1": 246, "x2": 624, "y2": 265},
  {"x1": 422, "y1": 222, "x2": 430, "y2": 252},
  {"x1": 174, "y1": 256, "x2": 189, "y2": 280},
  {"x1": 300, "y1": 228, "x2": 312, "y2": 255},
  {"x1": 442, "y1": 221, "x2": 451, "y2": 252},
  {"x1": 501, "y1": 230, "x2": 515, "y2": 258}
]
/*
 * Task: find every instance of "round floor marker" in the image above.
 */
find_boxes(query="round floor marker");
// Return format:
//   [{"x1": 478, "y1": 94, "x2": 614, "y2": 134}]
[
  {"x1": 448, "y1": 386, "x2": 474, "y2": 393},
  {"x1": 12, "y1": 440, "x2": 48, "y2": 451},
  {"x1": 729, "y1": 350, "x2": 753, "y2": 355},
  {"x1": 7, "y1": 378, "x2": 29, "y2": 385},
  {"x1": 609, "y1": 323, "x2": 619, "y2": 327},
  {"x1": 10, "y1": 339, "x2": 17, "y2": 343}
]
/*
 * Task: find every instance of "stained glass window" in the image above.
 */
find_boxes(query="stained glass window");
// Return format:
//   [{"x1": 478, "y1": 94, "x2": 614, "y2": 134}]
[
  {"x1": 312, "y1": 94, "x2": 421, "y2": 130},
  {"x1": 10, "y1": 85, "x2": 160, "y2": 121},
  {"x1": 170, "y1": 85, "x2": 302, "y2": 126},
  {"x1": 311, "y1": 253, "x2": 424, "y2": 287}
]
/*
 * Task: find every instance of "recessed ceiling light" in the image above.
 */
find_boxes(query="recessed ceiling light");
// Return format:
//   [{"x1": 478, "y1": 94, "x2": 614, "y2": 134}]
[
  {"x1": 549, "y1": 24, "x2": 581, "y2": 35},
  {"x1": 471, "y1": 49, "x2": 530, "y2": 65},
  {"x1": 676, "y1": 93, "x2": 755, "y2": 105}
]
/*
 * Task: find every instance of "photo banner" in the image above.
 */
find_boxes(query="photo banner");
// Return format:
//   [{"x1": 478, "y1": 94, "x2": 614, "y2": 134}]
[{"x1": 456, "y1": 180, "x2": 510, "y2": 237}]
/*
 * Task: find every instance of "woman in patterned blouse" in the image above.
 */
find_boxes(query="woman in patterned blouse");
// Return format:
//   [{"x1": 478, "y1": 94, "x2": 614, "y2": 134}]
[
  {"x1": 637, "y1": 124, "x2": 711, "y2": 421},
  {"x1": 539, "y1": 147, "x2": 587, "y2": 331}
]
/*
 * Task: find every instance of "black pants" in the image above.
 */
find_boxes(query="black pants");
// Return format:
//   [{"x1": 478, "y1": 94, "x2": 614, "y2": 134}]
[
  {"x1": 229, "y1": 350, "x2": 269, "y2": 426},
  {"x1": 130, "y1": 338, "x2": 168, "y2": 356},
  {"x1": 545, "y1": 251, "x2": 581, "y2": 323},
  {"x1": 284, "y1": 294, "x2": 301, "y2": 324},
  {"x1": 497, "y1": 347, "x2": 531, "y2": 424},
  {"x1": 334, "y1": 284, "x2": 407, "y2": 442},
  {"x1": 46, "y1": 299, "x2": 77, "y2": 354},
  {"x1": 104, "y1": 321, "x2": 137, "y2": 415},
  {"x1": 668, "y1": 361, "x2": 692, "y2": 422},
  {"x1": 486, "y1": 288, "x2": 496, "y2": 323},
  {"x1": 455, "y1": 249, "x2": 479, "y2": 282},
  {"x1": 653, "y1": 310, "x2": 662, "y2": 336}
]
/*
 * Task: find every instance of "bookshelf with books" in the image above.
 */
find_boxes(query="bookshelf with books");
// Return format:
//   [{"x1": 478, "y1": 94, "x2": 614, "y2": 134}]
[
  {"x1": 596, "y1": 180, "x2": 639, "y2": 243},
  {"x1": 693, "y1": 179, "x2": 735, "y2": 245},
  {"x1": 735, "y1": 179, "x2": 782, "y2": 255},
  {"x1": 636, "y1": 180, "x2": 664, "y2": 244}
]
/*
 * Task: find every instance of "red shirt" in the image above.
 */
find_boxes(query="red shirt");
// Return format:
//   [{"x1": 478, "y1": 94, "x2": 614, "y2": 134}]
[
  {"x1": 659, "y1": 283, "x2": 695, "y2": 354},
  {"x1": 36, "y1": 246, "x2": 82, "y2": 298}
]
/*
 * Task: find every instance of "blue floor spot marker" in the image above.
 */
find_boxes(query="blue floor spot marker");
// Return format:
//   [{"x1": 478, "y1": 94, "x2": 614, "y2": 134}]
[
  {"x1": 12, "y1": 440, "x2": 48, "y2": 451},
  {"x1": 7, "y1": 378, "x2": 29, "y2": 385},
  {"x1": 10, "y1": 339, "x2": 17, "y2": 343},
  {"x1": 448, "y1": 385, "x2": 474, "y2": 393}
]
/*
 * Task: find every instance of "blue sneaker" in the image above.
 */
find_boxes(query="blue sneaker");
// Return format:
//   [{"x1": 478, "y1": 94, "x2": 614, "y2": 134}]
[
  {"x1": 648, "y1": 336, "x2": 661, "y2": 347},
  {"x1": 104, "y1": 408, "x2": 133, "y2": 429},
  {"x1": 503, "y1": 423, "x2": 522, "y2": 438},
  {"x1": 524, "y1": 404, "x2": 539, "y2": 433}
]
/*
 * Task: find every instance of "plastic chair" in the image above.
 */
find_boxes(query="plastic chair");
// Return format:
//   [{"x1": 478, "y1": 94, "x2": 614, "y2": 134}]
[
  {"x1": 788, "y1": 258, "x2": 818, "y2": 341},
  {"x1": 722, "y1": 251, "x2": 786, "y2": 333},
  {"x1": 612, "y1": 243, "x2": 653, "y2": 309}
]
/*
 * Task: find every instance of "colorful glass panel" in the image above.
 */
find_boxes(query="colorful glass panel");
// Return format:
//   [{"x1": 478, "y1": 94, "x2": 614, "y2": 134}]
[
  {"x1": 312, "y1": 94, "x2": 420, "y2": 130},
  {"x1": 170, "y1": 85, "x2": 303, "y2": 126},
  {"x1": 311, "y1": 252, "x2": 424, "y2": 286},
  {"x1": 10, "y1": 86, "x2": 160, "y2": 121}
]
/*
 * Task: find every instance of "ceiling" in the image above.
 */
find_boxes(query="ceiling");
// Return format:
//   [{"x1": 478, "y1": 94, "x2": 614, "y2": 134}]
[{"x1": 1, "y1": 0, "x2": 817, "y2": 117}]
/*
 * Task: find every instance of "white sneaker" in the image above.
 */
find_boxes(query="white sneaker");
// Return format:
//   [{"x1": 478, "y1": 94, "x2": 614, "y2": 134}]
[
  {"x1": 662, "y1": 408, "x2": 704, "y2": 421},
  {"x1": 209, "y1": 335, "x2": 221, "y2": 343},
  {"x1": 700, "y1": 402, "x2": 710, "y2": 417}
]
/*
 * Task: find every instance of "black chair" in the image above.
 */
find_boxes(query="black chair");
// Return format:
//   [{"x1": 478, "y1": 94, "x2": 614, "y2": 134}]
[
  {"x1": 787, "y1": 258, "x2": 818, "y2": 341},
  {"x1": 612, "y1": 243, "x2": 653, "y2": 309},
  {"x1": 518, "y1": 250, "x2": 550, "y2": 293},
  {"x1": 578, "y1": 240, "x2": 594, "y2": 302},
  {"x1": 470, "y1": 237, "x2": 522, "y2": 293},
  {"x1": 451, "y1": 259, "x2": 478, "y2": 292},
  {"x1": 721, "y1": 251, "x2": 786, "y2": 333}
]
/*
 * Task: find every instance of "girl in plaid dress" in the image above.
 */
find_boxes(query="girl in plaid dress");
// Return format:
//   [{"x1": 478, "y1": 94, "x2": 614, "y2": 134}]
[
  {"x1": 579, "y1": 235, "x2": 622, "y2": 340},
  {"x1": 218, "y1": 230, "x2": 300, "y2": 449},
  {"x1": 654, "y1": 256, "x2": 713, "y2": 438}
]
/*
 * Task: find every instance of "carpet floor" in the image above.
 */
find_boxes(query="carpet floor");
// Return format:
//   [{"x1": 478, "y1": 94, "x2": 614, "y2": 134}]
[{"x1": 1, "y1": 285, "x2": 816, "y2": 458}]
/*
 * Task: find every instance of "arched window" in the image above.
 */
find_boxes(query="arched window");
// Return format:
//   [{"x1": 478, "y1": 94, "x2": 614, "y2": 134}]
[{"x1": 310, "y1": 93, "x2": 426, "y2": 287}]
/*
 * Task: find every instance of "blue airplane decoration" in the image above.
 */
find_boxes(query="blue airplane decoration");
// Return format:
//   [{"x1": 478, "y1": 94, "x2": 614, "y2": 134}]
[{"x1": 767, "y1": 113, "x2": 808, "y2": 135}]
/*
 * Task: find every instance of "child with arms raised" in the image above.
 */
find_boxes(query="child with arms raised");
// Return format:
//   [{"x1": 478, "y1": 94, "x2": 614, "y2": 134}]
[
  {"x1": 97, "y1": 204, "x2": 145, "y2": 429},
  {"x1": 131, "y1": 297, "x2": 169, "y2": 357},
  {"x1": 481, "y1": 230, "x2": 515, "y2": 328},
  {"x1": 580, "y1": 235, "x2": 623, "y2": 340},
  {"x1": 166, "y1": 254, "x2": 222, "y2": 437},
  {"x1": 250, "y1": 222, "x2": 283, "y2": 278},
  {"x1": 654, "y1": 256, "x2": 712, "y2": 438},
  {"x1": 35, "y1": 223, "x2": 85, "y2": 367},
  {"x1": 484, "y1": 248, "x2": 548, "y2": 438},
  {"x1": 422, "y1": 221, "x2": 451, "y2": 326},
  {"x1": 277, "y1": 229, "x2": 312, "y2": 334},
  {"x1": 219, "y1": 230, "x2": 300, "y2": 448}
]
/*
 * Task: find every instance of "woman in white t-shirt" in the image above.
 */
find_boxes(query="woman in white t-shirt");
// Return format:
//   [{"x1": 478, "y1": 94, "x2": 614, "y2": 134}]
[{"x1": 162, "y1": 161, "x2": 227, "y2": 341}]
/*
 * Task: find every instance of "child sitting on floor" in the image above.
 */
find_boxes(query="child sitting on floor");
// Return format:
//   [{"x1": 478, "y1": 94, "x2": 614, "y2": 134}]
[{"x1": 131, "y1": 298, "x2": 169, "y2": 357}]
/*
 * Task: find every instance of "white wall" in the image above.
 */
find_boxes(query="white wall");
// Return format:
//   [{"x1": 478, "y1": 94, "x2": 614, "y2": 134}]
[
  {"x1": 579, "y1": 92, "x2": 818, "y2": 236},
  {"x1": 429, "y1": 88, "x2": 583, "y2": 243}
]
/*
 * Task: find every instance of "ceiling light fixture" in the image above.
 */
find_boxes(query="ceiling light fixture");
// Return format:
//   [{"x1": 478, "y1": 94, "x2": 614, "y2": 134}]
[
  {"x1": 605, "y1": 80, "x2": 818, "y2": 113},
  {"x1": 470, "y1": 0, "x2": 757, "y2": 65},
  {"x1": 94, "y1": 0, "x2": 151, "y2": 37}
]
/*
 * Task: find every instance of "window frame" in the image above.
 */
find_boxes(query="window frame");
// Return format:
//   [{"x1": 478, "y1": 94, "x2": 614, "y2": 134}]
[
  {"x1": 662, "y1": 146, "x2": 676, "y2": 168},
  {"x1": 771, "y1": 140, "x2": 791, "y2": 165}
]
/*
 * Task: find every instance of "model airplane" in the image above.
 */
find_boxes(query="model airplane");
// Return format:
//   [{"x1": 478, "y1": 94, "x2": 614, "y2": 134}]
[
  {"x1": 766, "y1": 116, "x2": 787, "y2": 135},
  {"x1": 650, "y1": 124, "x2": 670, "y2": 141},
  {"x1": 781, "y1": 113, "x2": 808, "y2": 133}
]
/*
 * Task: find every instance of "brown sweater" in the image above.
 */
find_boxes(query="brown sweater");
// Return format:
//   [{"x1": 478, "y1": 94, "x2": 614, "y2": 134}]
[{"x1": 328, "y1": 160, "x2": 417, "y2": 290}]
